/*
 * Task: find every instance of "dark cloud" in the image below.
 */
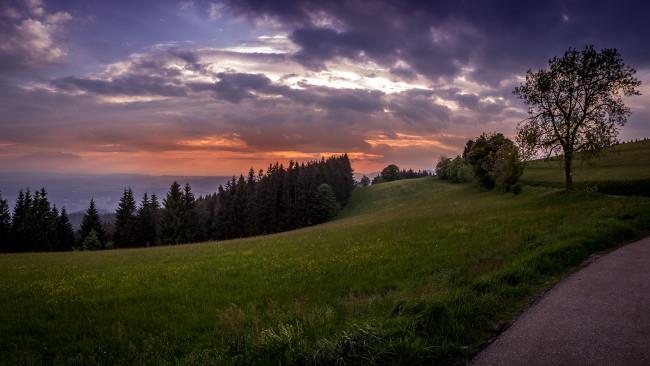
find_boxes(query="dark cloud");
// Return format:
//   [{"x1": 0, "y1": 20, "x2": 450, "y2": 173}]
[
  {"x1": 53, "y1": 74, "x2": 188, "y2": 96},
  {"x1": 194, "y1": 72, "x2": 272, "y2": 102},
  {"x1": 222, "y1": 0, "x2": 650, "y2": 85}
]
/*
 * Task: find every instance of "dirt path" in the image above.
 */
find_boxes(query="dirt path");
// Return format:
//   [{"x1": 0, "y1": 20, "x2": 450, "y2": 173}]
[{"x1": 470, "y1": 237, "x2": 650, "y2": 366}]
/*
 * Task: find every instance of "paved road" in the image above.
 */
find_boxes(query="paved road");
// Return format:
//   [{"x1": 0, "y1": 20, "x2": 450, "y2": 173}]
[{"x1": 471, "y1": 237, "x2": 650, "y2": 366}]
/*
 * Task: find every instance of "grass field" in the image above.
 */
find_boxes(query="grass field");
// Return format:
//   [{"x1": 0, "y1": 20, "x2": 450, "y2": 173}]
[
  {"x1": 2, "y1": 173, "x2": 650, "y2": 365},
  {"x1": 521, "y1": 140, "x2": 650, "y2": 195}
]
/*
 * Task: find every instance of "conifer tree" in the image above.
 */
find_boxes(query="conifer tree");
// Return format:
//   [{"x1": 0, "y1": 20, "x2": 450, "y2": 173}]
[
  {"x1": 160, "y1": 181, "x2": 184, "y2": 244},
  {"x1": 311, "y1": 183, "x2": 341, "y2": 224},
  {"x1": 0, "y1": 193, "x2": 11, "y2": 252},
  {"x1": 82, "y1": 229, "x2": 102, "y2": 250},
  {"x1": 56, "y1": 208, "x2": 75, "y2": 251},
  {"x1": 80, "y1": 199, "x2": 105, "y2": 249},
  {"x1": 31, "y1": 188, "x2": 55, "y2": 251},
  {"x1": 136, "y1": 193, "x2": 159, "y2": 247},
  {"x1": 11, "y1": 189, "x2": 33, "y2": 252},
  {"x1": 181, "y1": 183, "x2": 200, "y2": 243},
  {"x1": 114, "y1": 188, "x2": 137, "y2": 248}
]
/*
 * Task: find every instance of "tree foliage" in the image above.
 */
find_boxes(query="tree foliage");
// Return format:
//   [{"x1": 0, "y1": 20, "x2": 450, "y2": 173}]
[
  {"x1": 437, "y1": 132, "x2": 523, "y2": 192},
  {"x1": 311, "y1": 184, "x2": 341, "y2": 224},
  {"x1": 514, "y1": 45, "x2": 641, "y2": 190},
  {"x1": 80, "y1": 199, "x2": 106, "y2": 249},
  {"x1": 113, "y1": 188, "x2": 138, "y2": 248},
  {"x1": 380, "y1": 164, "x2": 401, "y2": 182}
]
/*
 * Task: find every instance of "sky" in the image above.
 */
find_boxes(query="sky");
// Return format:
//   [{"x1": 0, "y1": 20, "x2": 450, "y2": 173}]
[{"x1": 1, "y1": 0, "x2": 649, "y2": 176}]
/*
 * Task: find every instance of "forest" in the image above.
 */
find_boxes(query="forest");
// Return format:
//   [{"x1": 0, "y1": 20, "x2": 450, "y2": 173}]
[{"x1": 0, "y1": 154, "x2": 354, "y2": 251}]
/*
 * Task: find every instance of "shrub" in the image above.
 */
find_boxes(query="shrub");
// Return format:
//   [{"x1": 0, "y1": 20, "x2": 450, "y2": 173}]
[
  {"x1": 435, "y1": 157, "x2": 452, "y2": 180},
  {"x1": 465, "y1": 133, "x2": 513, "y2": 188},
  {"x1": 492, "y1": 144, "x2": 524, "y2": 192},
  {"x1": 380, "y1": 164, "x2": 402, "y2": 182},
  {"x1": 82, "y1": 229, "x2": 102, "y2": 250},
  {"x1": 311, "y1": 184, "x2": 341, "y2": 224}
]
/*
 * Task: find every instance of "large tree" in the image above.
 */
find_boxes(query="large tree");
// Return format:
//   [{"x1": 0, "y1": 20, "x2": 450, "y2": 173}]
[
  {"x1": 80, "y1": 199, "x2": 105, "y2": 248},
  {"x1": 514, "y1": 45, "x2": 641, "y2": 190},
  {"x1": 0, "y1": 193, "x2": 11, "y2": 252},
  {"x1": 56, "y1": 208, "x2": 75, "y2": 251},
  {"x1": 113, "y1": 188, "x2": 138, "y2": 248},
  {"x1": 380, "y1": 164, "x2": 401, "y2": 182},
  {"x1": 160, "y1": 181, "x2": 184, "y2": 244}
]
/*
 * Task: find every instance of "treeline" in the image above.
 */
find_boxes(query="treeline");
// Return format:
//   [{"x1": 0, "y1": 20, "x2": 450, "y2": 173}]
[
  {"x1": 0, "y1": 155, "x2": 354, "y2": 252},
  {"x1": 436, "y1": 132, "x2": 524, "y2": 193},
  {"x1": 199, "y1": 155, "x2": 354, "y2": 240},
  {"x1": 359, "y1": 165, "x2": 432, "y2": 186},
  {"x1": 0, "y1": 189, "x2": 75, "y2": 252}
]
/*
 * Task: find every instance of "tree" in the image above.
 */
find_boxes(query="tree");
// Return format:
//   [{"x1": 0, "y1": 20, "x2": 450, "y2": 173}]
[
  {"x1": 56, "y1": 208, "x2": 75, "y2": 251},
  {"x1": 492, "y1": 144, "x2": 524, "y2": 192},
  {"x1": 82, "y1": 229, "x2": 102, "y2": 250},
  {"x1": 380, "y1": 164, "x2": 401, "y2": 182},
  {"x1": 360, "y1": 175, "x2": 370, "y2": 187},
  {"x1": 11, "y1": 189, "x2": 33, "y2": 252},
  {"x1": 514, "y1": 45, "x2": 641, "y2": 190},
  {"x1": 181, "y1": 183, "x2": 201, "y2": 243},
  {"x1": 113, "y1": 188, "x2": 138, "y2": 248},
  {"x1": 0, "y1": 193, "x2": 11, "y2": 252},
  {"x1": 311, "y1": 184, "x2": 341, "y2": 224},
  {"x1": 435, "y1": 156, "x2": 451, "y2": 179},
  {"x1": 160, "y1": 181, "x2": 184, "y2": 244},
  {"x1": 136, "y1": 193, "x2": 159, "y2": 247},
  {"x1": 80, "y1": 199, "x2": 105, "y2": 249},
  {"x1": 464, "y1": 133, "x2": 515, "y2": 189}
]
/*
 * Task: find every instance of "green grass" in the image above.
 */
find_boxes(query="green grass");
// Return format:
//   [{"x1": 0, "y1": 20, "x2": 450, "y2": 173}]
[
  {"x1": 2, "y1": 176, "x2": 650, "y2": 365},
  {"x1": 521, "y1": 140, "x2": 650, "y2": 195}
]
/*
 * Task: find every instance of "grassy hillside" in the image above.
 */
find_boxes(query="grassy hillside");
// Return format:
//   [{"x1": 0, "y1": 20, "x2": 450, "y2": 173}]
[
  {"x1": 2, "y1": 177, "x2": 650, "y2": 364},
  {"x1": 521, "y1": 140, "x2": 650, "y2": 195}
]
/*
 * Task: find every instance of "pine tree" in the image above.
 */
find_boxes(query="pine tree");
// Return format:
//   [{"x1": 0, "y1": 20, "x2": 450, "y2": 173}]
[
  {"x1": 136, "y1": 193, "x2": 159, "y2": 247},
  {"x1": 160, "y1": 181, "x2": 184, "y2": 244},
  {"x1": 80, "y1": 199, "x2": 105, "y2": 249},
  {"x1": 82, "y1": 229, "x2": 102, "y2": 250},
  {"x1": 181, "y1": 183, "x2": 200, "y2": 244},
  {"x1": 360, "y1": 175, "x2": 370, "y2": 187},
  {"x1": 56, "y1": 208, "x2": 75, "y2": 251},
  {"x1": 11, "y1": 189, "x2": 33, "y2": 252},
  {"x1": 31, "y1": 188, "x2": 55, "y2": 251},
  {"x1": 311, "y1": 183, "x2": 341, "y2": 224},
  {"x1": 114, "y1": 188, "x2": 137, "y2": 248},
  {"x1": 0, "y1": 193, "x2": 11, "y2": 252}
]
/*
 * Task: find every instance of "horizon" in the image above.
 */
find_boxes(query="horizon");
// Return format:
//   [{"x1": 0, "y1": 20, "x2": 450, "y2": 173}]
[{"x1": 1, "y1": 0, "x2": 649, "y2": 177}]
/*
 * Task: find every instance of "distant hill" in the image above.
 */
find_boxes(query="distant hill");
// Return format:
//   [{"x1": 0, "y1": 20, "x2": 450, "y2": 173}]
[{"x1": 0, "y1": 172, "x2": 230, "y2": 213}]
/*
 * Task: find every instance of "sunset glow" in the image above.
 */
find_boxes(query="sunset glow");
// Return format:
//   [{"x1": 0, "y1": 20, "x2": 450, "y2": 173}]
[{"x1": 1, "y1": 0, "x2": 649, "y2": 177}]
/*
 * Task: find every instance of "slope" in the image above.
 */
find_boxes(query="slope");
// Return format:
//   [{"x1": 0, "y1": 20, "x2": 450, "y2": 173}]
[{"x1": 1, "y1": 178, "x2": 650, "y2": 364}]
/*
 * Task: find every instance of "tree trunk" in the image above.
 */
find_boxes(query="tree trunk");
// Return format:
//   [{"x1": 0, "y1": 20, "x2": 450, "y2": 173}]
[{"x1": 564, "y1": 150, "x2": 573, "y2": 191}]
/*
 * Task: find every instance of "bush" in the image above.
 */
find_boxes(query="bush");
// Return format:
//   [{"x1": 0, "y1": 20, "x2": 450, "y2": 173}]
[
  {"x1": 448, "y1": 157, "x2": 473, "y2": 183},
  {"x1": 435, "y1": 157, "x2": 452, "y2": 180},
  {"x1": 82, "y1": 229, "x2": 102, "y2": 250},
  {"x1": 465, "y1": 133, "x2": 514, "y2": 189},
  {"x1": 380, "y1": 164, "x2": 402, "y2": 182},
  {"x1": 492, "y1": 144, "x2": 524, "y2": 192},
  {"x1": 311, "y1": 184, "x2": 341, "y2": 224}
]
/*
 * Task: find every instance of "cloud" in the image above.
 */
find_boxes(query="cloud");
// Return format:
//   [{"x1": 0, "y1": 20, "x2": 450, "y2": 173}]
[
  {"x1": 0, "y1": 0, "x2": 73, "y2": 74},
  {"x1": 207, "y1": 3, "x2": 222, "y2": 20},
  {"x1": 221, "y1": 0, "x2": 650, "y2": 86}
]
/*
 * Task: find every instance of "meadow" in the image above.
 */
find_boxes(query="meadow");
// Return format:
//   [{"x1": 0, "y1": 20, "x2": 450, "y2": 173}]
[
  {"x1": 2, "y1": 146, "x2": 650, "y2": 364},
  {"x1": 521, "y1": 139, "x2": 650, "y2": 195}
]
